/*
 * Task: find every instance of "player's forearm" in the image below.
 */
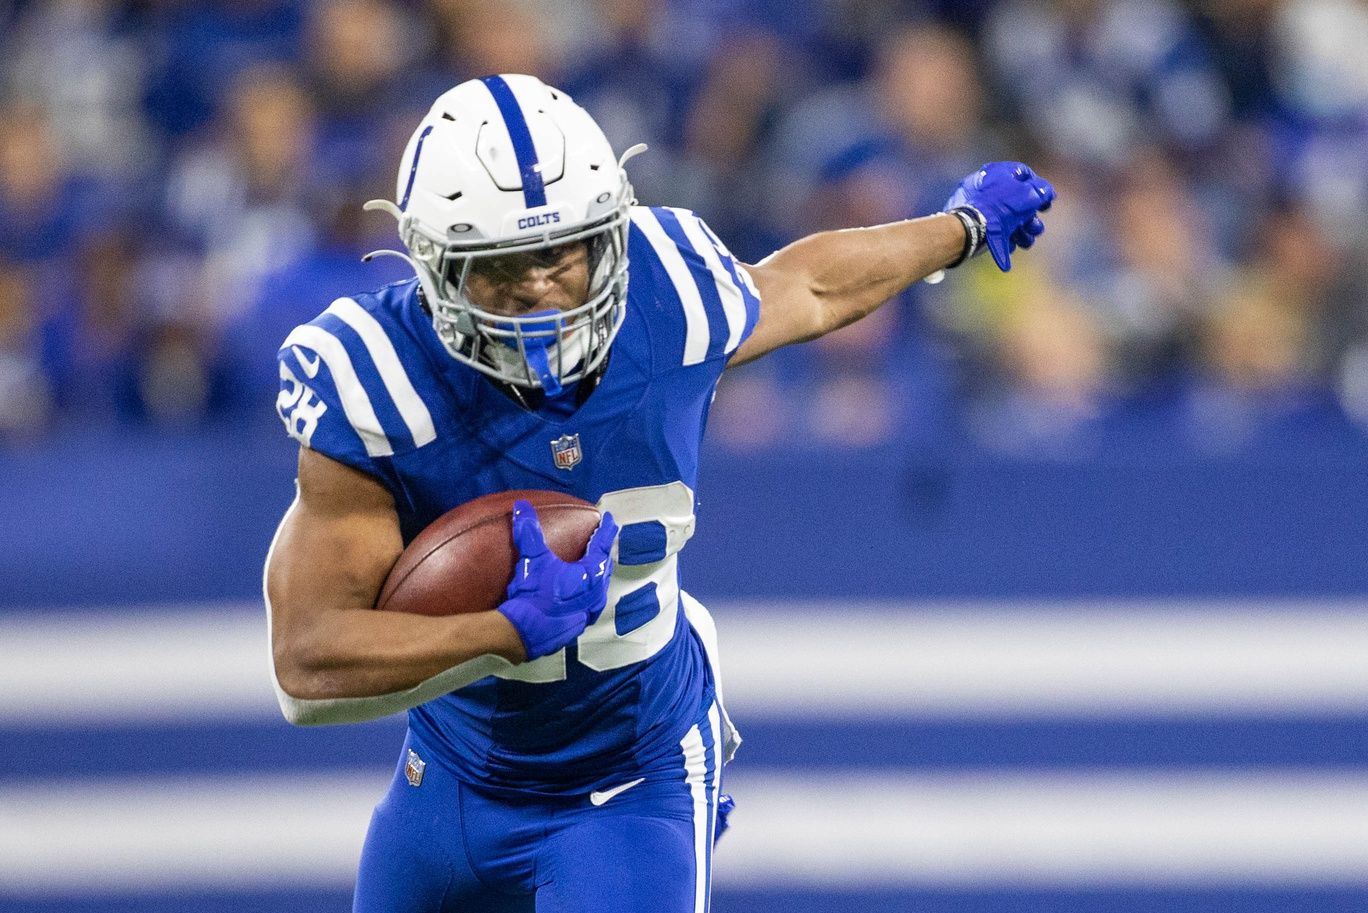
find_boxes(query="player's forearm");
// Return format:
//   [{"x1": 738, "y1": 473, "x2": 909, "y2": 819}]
[
  {"x1": 766, "y1": 212, "x2": 965, "y2": 336},
  {"x1": 268, "y1": 597, "x2": 525, "y2": 726},
  {"x1": 275, "y1": 605, "x2": 524, "y2": 700},
  {"x1": 266, "y1": 494, "x2": 526, "y2": 701}
]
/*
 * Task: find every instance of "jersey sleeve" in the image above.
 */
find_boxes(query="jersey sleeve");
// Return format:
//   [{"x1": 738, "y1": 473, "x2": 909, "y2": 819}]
[
  {"x1": 274, "y1": 297, "x2": 438, "y2": 479},
  {"x1": 630, "y1": 206, "x2": 762, "y2": 367}
]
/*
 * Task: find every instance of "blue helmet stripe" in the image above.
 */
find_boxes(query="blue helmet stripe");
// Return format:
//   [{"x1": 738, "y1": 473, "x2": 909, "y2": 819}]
[
  {"x1": 480, "y1": 75, "x2": 548, "y2": 208},
  {"x1": 398, "y1": 125, "x2": 433, "y2": 211}
]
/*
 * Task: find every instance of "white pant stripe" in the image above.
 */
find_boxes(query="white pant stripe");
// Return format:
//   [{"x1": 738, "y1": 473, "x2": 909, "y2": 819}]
[
  {"x1": 705, "y1": 702, "x2": 722, "y2": 912},
  {"x1": 680, "y1": 721, "x2": 710, "y2": 913}
]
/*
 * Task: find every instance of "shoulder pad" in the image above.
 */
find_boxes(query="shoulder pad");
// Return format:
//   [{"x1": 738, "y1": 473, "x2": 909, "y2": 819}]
[
  {"x1": 629, "y1": 206, "x2": 762, "y2": 368},
  {"x1": 276, "y1": 297, "x2": 437, "y2": 470}
]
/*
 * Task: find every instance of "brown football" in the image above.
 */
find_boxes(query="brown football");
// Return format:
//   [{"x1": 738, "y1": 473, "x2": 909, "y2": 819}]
[{"x1": 375, "y1": 489, "x2": 602, "y2": 617}]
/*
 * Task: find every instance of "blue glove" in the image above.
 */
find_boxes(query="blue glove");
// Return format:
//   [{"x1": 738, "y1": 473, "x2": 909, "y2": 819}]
[
  {"x1": 498, "y1": 500, "x2": 618, "y2": 660},
  {"x1": 714, "y1": 794, "x2": 735, "y2": 845},
  {"x1": 944, "y1": 162, "x2": 1055, "y2": 271}
]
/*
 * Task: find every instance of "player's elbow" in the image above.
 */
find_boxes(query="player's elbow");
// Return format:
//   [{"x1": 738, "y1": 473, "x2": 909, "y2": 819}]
[
  {"x1": 271, "y1": 659, "x2": 396, "y2": 728},
  {"x1": 272, "y1": 651, "x2": 309, "y2": 701},
  {"x1": 275, "y1": 687, "x2": 313, "y2": 726},
  {"x1": 276, "y1": 693, "x2": 331, "y2": 727},
  {"x1": 271, "y1": 650, "x2": 337, "y2": 727},
  {"x1": 272, "y1": 680, "x2": 339, "y2": 727},
  {"x1": 271, "y1": 631, "x2": 335, "y2": 704}
]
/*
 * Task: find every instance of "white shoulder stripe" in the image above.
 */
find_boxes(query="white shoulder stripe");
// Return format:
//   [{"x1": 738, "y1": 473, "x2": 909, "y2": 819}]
[
  {"x1": 324, "y1": 298, "x2": 437, "y2": 448},
  {"x1": 280, "y1": 324, "x2": 392, "y2": 458},
  {"x1": 701, "y1": 219, "x2": 762, "y2": 300},
  {"x1": 633, "y1": 208, "x2": 710, "y2": 366},
  {"x1": 668, "y1": 208, "x2": 747, "y2": 354},
  {"x1": 680, "y1": 721, "x2": 711, "y2": 913}
]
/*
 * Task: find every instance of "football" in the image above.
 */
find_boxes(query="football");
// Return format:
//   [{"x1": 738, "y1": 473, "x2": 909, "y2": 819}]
[{"x1": 375, "y1": 489, "x2": 603, "y2": 617}]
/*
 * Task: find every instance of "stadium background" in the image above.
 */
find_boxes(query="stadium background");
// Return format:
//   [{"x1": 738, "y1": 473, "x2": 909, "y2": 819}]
[{"x1": 2, "y1": 0, "x2": 1367, "y2": 911}]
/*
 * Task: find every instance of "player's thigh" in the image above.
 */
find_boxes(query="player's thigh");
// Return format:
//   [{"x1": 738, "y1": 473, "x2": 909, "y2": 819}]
[
  {"x1": 536, "y1": 811, "x2": 704, "y2": 913},
  {"x1": 352, "y1": 771, "x2": 455, "y2": 913},
  {"x1": 353, "y1": 742, "x2": 534, "y2": 913},
  {"x1": 535, "y1": 701, "x2": 727, "y2": 912},
  {"x1": 538, "y1": 731, "x2": 721, "y2": 913}
]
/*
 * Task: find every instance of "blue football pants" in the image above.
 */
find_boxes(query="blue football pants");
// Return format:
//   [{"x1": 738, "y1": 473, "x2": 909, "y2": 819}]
[{"x1": 353, "y1": 705, "x2": 724, "y2": 913}]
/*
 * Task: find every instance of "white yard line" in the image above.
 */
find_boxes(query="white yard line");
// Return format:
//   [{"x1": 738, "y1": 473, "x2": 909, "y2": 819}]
[
  {"x1": 3, "y1": 770, "x2": 1368, "y2": 891},
  {"x1": 717, "y1": 769, "x2": 1368, "y2": 886},
  {"x1": 718, "y1": 601, "x2": 1368, "y2": 717},
  {"x1": 3, "y1": 601, "x2": 1367, "y2": 722}
]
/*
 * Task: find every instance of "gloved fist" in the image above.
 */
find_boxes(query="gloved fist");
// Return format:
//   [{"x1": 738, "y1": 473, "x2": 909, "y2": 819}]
[
  {"x1": 944, "y1": 162, "x2": 1055, "y2": 271},
  {"x1": 498, "y1": 500, "x2": 618, "y2": 661}
]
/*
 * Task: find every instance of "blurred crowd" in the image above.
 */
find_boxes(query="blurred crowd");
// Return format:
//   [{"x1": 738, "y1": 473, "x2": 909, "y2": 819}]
[{"x1": 1, "y1": 0, "x2": 1366, "y2": 457}]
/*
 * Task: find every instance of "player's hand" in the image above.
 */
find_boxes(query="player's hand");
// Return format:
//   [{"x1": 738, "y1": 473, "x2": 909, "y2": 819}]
[
  {"x1": 497, "y1": 500, "x2": 618, "y2": 661},
  {"x1": 944, "y1": 162, "x2": 1055, "y2": 271}
]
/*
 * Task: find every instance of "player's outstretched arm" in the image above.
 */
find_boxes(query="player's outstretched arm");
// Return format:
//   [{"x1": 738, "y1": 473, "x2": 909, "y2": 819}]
[
  {"x1": 731, "y1": 162, "x2": 1055, "y2": 367},
  {"x1": 265, "y1": 447, "x2": 527, "y2": 724}
]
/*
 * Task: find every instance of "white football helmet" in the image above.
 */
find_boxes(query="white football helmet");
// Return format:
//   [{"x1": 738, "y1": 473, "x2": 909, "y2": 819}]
[{"x1": 365, "y1": 74, "x2": 644, "y2": 394}]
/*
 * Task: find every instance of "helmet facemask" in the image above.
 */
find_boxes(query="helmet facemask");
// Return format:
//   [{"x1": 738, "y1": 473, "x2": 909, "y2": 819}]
[
  {"x1": 366, "y1": 172, "x2": 634, "y2": 396},
  {"x1": 425, "y1": 205, "x2": 630, "y2": 395}
]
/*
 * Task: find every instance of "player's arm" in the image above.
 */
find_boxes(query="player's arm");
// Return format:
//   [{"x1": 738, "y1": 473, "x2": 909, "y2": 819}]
[
  {"x1": 266, "y1": 448, "x2": 527, "y2": 722},
  {"x1": 267, "y1": 448, "x2": 617, "y2": 726},
  {"x1": 730, "y1": 162, "x2": 1055, "y2": 367}
]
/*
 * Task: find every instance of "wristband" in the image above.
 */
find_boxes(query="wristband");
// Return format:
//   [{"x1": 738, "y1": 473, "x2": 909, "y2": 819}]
[{"x1": 946, "y1": 206, "x2": 987, "y2": 268}]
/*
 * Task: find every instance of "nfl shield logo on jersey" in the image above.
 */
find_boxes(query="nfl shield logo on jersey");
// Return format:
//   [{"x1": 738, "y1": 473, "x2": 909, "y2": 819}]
[
  {"x1": 550, "y1": 433, "x2": 582, "y2": 471},
  {"x1": 405, "y1": 749, "x2": 426, "y2": 787}
]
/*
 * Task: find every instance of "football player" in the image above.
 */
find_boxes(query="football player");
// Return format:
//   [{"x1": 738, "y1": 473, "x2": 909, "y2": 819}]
[{"x1": 265, "y1": 74, "x2": 1053, "y2": 913}]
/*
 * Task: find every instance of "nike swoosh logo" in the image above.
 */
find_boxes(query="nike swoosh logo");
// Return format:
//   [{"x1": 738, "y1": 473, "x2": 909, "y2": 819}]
[
  {"x1": 292, "y1": 346, "x2": 322, "y2": 378},
  {"x1": 589, "y1": 777, "x2": 645, "y2": 807}
]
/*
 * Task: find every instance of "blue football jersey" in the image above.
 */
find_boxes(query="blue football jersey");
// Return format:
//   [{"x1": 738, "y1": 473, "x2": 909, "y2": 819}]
[{"x1": 275, "y1": 206, "x2": 759, "y2": 795}]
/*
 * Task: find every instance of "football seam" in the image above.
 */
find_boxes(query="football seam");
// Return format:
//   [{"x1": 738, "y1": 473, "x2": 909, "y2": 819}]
[{"x1": 376, "y1": 502, "x2": 602, "y2": 612}]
